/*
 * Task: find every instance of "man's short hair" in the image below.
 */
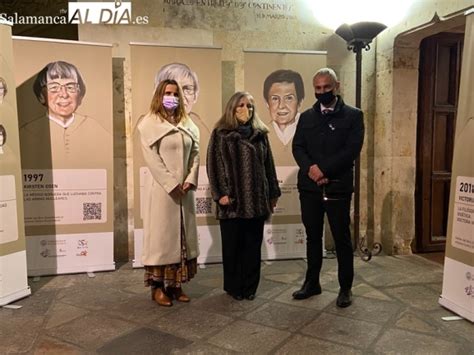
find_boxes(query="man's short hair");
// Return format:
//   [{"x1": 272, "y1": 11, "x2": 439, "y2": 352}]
[
  {"x1": 313, "y1": 67, "x2": 338, "y2": 83},
  {"x1": 263, "y1": 69, "x2": 305, "y2": 104},
  {"x1": 33, "y1": 61, "x2": 86, "y2": 105}
]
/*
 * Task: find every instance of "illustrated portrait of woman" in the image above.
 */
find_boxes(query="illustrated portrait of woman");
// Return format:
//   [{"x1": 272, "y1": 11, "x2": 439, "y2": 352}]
[
  {"x1": 19, "y1": 61, "x2": 111, "y2": 168},
  {"x1": 0, "y1": 124, "x2": 6, "y2": 155},
  {"x1": 0, "y1": 77, "x2": 8, "y2": 104},
  {"x1": 155, "y1": 62, "x2": 211, "y2": 158}
]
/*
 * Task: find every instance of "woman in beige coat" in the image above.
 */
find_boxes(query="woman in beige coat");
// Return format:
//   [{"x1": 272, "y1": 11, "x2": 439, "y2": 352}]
[{"x1": 138, "y1": 79, "x2": 199, "y2": 307}]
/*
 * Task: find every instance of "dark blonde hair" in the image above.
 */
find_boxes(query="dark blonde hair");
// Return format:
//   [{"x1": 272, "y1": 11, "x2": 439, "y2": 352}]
[
  {"x1": 150, "y1": 79, "x2": 187, "y2": 123},
  {"x1": 215, "y1": 91, "x2": 268, "y2": 132}
]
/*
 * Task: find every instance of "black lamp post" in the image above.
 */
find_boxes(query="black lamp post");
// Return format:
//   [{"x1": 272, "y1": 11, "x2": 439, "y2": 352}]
[{"x1": 335, "y1": 21, "x2": 386, "y2": 261}]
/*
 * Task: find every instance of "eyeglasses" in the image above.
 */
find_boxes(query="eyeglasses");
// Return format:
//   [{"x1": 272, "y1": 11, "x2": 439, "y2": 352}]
[
  {"x1": 269, "y1": 94, "x2": 296, "y2": 106},
  {"x1": 182, "y1": 85, "x2": 196, "y2": 96},
  {"x1": 237, "y1": 103, "x2": 253, "y2": 109},
  {"x1": 46, "y1": 82, "x2": 80, "y2": 94}
]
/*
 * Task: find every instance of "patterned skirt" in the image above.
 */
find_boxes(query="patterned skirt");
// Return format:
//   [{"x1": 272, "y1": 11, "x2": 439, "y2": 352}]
[{"x1": 144, "y1": 209, "x2": 197, "y2": 288}]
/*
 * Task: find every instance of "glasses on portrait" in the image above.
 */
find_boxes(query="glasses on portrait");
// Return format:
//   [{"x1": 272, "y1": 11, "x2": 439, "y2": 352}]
[
  {"x1": 182, "y1": 85, "x2": 196, "y2": 96},
  {"x1": 45, "y1": 82, "x2": 80, "y2": 94},
  {"x1": 269, "y1": 94, "x2": 296, "y2": 106}
]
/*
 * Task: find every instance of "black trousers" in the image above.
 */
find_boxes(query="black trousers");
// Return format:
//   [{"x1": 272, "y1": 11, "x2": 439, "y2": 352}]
[
  {"x1": 299, "y1": 190, "x2": 354, "y2": 291},
  {"x1": 219, "y1": 217, "x2": 265, "y2": 297}
]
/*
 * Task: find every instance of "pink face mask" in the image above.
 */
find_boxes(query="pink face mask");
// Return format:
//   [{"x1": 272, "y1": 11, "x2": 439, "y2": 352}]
[{"x1": 163, "y1": 95, "x2": 179, "y2": 110}]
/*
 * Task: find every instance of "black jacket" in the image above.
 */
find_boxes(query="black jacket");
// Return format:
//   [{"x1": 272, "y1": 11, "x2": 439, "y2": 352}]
[
  {"x1": 292, "y1": 96, "x2": 364, "y2": 195},
  {"x1": 207, "y1": 127, "x2": 281, "y2": 219}
]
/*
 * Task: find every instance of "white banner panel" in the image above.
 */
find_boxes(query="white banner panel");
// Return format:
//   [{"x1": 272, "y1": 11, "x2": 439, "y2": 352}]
[
  {"x1": 0, "y1": 251, "x2": 29, "y2": 305},
  {"x1": 13, "y1": 37, "x2": 114, "y2": 275},
  {"x1": 0, "y1": 22, "x2": 30, "y2": 305},
  {"x1": 0, "y1": 175, "x2": 19, "y2": 244},
  {"x1": 439, "y1": 9, "x2": 474, "y2": 322}
]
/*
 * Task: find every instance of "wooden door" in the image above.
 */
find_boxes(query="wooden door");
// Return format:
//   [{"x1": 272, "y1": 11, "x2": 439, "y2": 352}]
[{"x1": 416, "y1": 33, "x2": 463, "y2": 252}]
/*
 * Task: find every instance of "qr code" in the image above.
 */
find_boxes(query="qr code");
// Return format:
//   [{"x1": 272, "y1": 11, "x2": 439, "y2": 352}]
[
  {"x1": 196, "y1": 197, "x2": 212, "y2": 215},
  {"x1": 83, "y1": 202, "x2": 102, "y2": 220}
]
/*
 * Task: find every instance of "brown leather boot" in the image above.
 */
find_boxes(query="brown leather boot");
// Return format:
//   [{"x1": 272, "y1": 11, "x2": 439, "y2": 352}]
[
  {"x1": 169, "y1": 286, "x2": 190, "y2": 302},
  {"x1": 153, "y1": 287, "x2": 172, "y2": 307}
]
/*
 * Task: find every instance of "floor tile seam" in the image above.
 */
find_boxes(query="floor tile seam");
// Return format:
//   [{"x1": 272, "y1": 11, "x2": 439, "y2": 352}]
[
  {"x1": 258, "y1": 330, "x2": 300, "y2": 354},
  {"x1": 294, "y1": 329, "x2": 374, "y2": 352},
  {"x1": 402, "y1": 254, "x2": 445, "y2": 269},
  {"x1": 24, "y1": 297, "x2": 67, "y2": 353},
  {"x1": 238, "y1": 307, "x2": 322, "y2": 334},
  {"x1": 318, "y1": 298, "x2": 396, "y2": 328},
  {"x1": 5, "y1": 320, "x2": 48, "y2": 354},
  {"x1": 34, "y1": 332, "x2": 91, "y2": 353},
  {"x1": 409, "y1": 309, "x2": 474, "y2": 344},
  {"x1": 44, "y1": 307, "x2": 144, "y2": 339},
  {"x1": 260, "y1": 276, "x2": 301, "y2": 287},
  {"x1": 101, "y1": 306, "x2": 176, "y2": 325},
  {"x1": 142, "y1": 307, "x2": 237, "y2": 339},
  {"x1": 203, "y1": 318, "x2": 267, "y2": 352},
  {"x1": 354, "y1": 276, "x2": 425, "y2": 302},
  {"x1": 377, "y1": 316, "x2": 474, "y2": 352},
  {"x1": 88, "y1": 323, "x2": 148, "y2": 352},
  {"x1": 191, "y1": 318, "x2": 243, "y2": 345},
  {"x1": 361, "y1": 310, "x2": 403, "y2": 353},
  {"x1": 389, "y1": 320, "x2": 474, "y2": 345}
]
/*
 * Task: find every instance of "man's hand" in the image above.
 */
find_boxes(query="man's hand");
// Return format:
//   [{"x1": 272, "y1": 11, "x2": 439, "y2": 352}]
[
  {"x1": 316, "y1": 177, "x2": 329, "y2": 186},
  {"x1": 169, "y1": 184, "x2": 185, "y2": 199},
  {"x1": 182, "y1": 182, "x2": 195, "y2": 193},
  {"x1": 308, "y1": 164, "x2": 324, "y2": 182},
  {"x1": 218, "y1": 195, "x2": 231, "y2": 205}
]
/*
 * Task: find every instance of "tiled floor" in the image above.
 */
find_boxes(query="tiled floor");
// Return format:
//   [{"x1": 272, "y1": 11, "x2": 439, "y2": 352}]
[
  {"x1": 1, "y1": 255, "x2": 472, "y2": 354},
  {"x1": 417, "y1": 251, "x2": 445, "y2": 265}
]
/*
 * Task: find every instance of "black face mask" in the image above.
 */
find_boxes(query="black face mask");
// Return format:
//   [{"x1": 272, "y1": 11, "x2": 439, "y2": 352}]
[{"x1": 315, "y1": 91, "x2": 336, "y2": 105}]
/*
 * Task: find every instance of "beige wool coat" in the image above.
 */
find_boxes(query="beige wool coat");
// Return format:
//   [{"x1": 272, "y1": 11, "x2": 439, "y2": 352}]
[{"x1": 138, "y1": 113, "x2": 200, "y2": 266}]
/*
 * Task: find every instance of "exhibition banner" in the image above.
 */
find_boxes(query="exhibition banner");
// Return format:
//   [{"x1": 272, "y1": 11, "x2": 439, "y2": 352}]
[
  {"x1": 0, "y1": 21, "x2": 30, "y2": 305},
  {"x1": 13, "y1": 37, "x2": 114, "y2": 275},
  {"x1": 130, "y1": 43, "x2": 222, "y2": 266},
  {"x1": 244, "y1": 50, "x2": 327, "y2": 259},
  {"x1": 439, "y1": 9, "x2": 474, "y2": 322}
]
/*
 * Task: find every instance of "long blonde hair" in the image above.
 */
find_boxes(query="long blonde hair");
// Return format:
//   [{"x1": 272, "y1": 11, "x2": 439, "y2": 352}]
[
  {"x1": 215, "y1": 91, "x2": 268, "y2": 132},
  {"x1": 150, "y1": 79, "x2": 187, "y2": 123}
]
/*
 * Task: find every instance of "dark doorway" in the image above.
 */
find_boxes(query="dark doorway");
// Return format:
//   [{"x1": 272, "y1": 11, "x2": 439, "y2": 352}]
[{"x1": 415, "y1": 32, "x2": 464, "y2": 252}]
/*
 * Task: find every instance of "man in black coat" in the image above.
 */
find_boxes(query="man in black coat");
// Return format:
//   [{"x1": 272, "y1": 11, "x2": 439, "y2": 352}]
[{"x1": 292, "y1": 67, "x2": 364, "y2": 307}]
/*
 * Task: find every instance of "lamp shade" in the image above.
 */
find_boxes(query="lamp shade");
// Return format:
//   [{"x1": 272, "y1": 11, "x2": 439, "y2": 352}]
[{"x1": 335, "y1": 22, "x2": 387, "y2": 47}]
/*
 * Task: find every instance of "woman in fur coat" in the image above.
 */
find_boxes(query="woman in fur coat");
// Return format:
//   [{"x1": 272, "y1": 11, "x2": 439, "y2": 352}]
[{"x1": 207, "y1": 91, "x2": 281, "y2": 301}]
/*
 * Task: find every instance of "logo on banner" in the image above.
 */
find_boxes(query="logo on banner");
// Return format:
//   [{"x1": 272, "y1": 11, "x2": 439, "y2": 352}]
[
  {"x1": 76, "y1": 239, "x2": 89, "y2": 257},
  {"x1": 68, "y1": 1, "x2": 149, "y2": 25}
]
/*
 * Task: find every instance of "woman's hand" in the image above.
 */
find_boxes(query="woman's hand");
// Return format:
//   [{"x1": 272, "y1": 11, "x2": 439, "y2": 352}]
[
  {"x1": 270, "y1": 198, "x2": 278, "y2": 213},
  {"x1": 169, "y1": 184, "x2": 185, "y2": 199},
  {"x1": 182, "y1": 182, "x2": 195, "y2": 193},
  {"x1": 218, "y1": 195, "x2": 231, "y2": 206}
]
